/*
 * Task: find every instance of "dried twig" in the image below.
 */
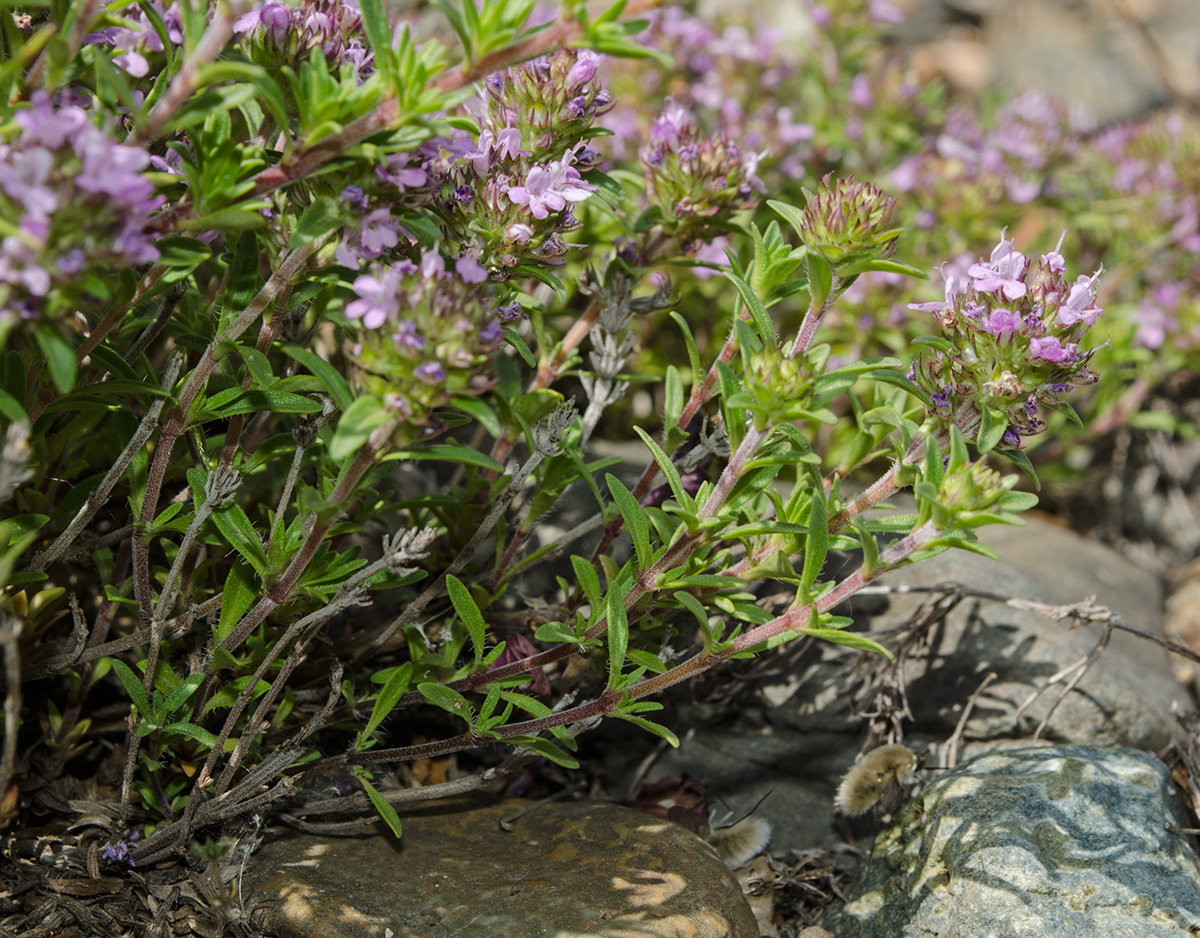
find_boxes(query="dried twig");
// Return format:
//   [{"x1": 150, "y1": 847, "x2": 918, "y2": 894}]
[{"x1": 942, "y1": 671, "x2": 998, "y2": 769}]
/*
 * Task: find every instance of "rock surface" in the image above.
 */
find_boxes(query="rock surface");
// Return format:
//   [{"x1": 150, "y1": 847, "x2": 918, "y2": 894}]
[
  {"x1": 820, "y1": 745, "x2": 1200, "y2": 938},
  {"x1": 892, "y1": 0, "x2": 1200, "y2": 122},
  {"x1": 245, "y1": 797, "x2": 759, "y2": 938},
  {"x1": 641, "y1": 518, "x2": 1190, "y2": 856}
]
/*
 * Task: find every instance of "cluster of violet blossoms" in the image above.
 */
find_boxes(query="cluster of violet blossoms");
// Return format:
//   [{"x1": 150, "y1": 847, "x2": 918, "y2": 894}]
[
  {"x1": 909, "y1": 232, "x2": 1103, "y2": 448},
  {"x1": 345, "y1": 249, "x2": 505, "y2": 437},
  {"x1": 86, "y1": 2, "x2": 184, "y2": 78},
  {"x1": 0, "y1": 93, "x2": 162, "y2": 322},
  {"x1": 233, "y1": 0, "x2": 373, "y2": 77},
  {"x1": 637, "y1": 98, "x2": 764, "y2": 255}
]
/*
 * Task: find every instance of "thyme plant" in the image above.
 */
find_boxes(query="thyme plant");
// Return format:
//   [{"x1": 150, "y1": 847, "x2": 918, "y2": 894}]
[{"x1": 0, "y1": 0, "x2": 1104, "y2": 867}]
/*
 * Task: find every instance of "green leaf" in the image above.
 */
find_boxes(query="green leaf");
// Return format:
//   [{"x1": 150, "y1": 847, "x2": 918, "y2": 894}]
[
  {"x1": 511, "y1": 263, "x2": 566, "y2": 304},
  {"x1": 614, "y1": 711, "x2": 679, "y2": 746},
  {"x1": 161, "y1": 721, "x2": 220, "y2": 749},
  {"x1": 801, "y1": 492, "x2": 828, "y2": 592},
  {"x1": 446, "y1": 574, "x2": 487, "y2": 664},
  {"x1": 724, "y1": 271, "x2": 775, "y2": 347},
  {"x1": 503, "y1": 327, "x2": 535, "y2": 367},
  {"x1": 159, "y1": 673, "x2": 204, "y2": 719},
  {"x1": 606, "y1": 584, "x2": 629, "y2": 690},
  {"x1": 417, "y1": 682, "x2": 472, "y2": 722},
  {"x1": 362, "y1": 663, "x2": 413, "y2": 741},
  {"x1": 330, "y1": 395, "x2": 390, "y2": 462},
  {"x1": 977, "y1": 404, "x2": 1008, "y2": 454},
  {"x1": 801, "y1": 626, "x2": 893, "y2": 658},
  {"x1": 632, "y1": 426, "x2": 688, "y2": 508},
  {"x1": 668, "y1": 311, "x2": 702, "y2": 386},
  {"x1": 507, "y1": 734, "x2": 581, "y2": 768},
  {"x1": 606, "y1": 474, "x2": 651, "y2": 570},
  {"x1": 289, "y1": 196, "x2": 342, "y2": 250},
  {"x1": 571, "y1": 555, "x2": 602, "y2": 611},
  {"x1": 35, "y1": 327, "x2": 76, "y2": 393},
  {"x1": 110, "y1": 658, "x2": 151, "y2": 716},
  {"x1": 202, "y1": 674, "x2": 271, "y2": 714},
  {"x1": 216, "y1": 562, "x2": 258, "y2": 643},
  {"x1": 204, "y1": 388, "x2": 323, "y2": 419},
  {"x1": 360, "y1": 774, "x2": 404, "y2": 838},
  {"x1": 154, "y1": 235, "x2": 213, "y2": 270},
  {"x1": 211, "y1": 502, "x2": 272, "y2": 578},
  {"x1": 283, "y1": 345, "x2": 353, "y2": 413},
  {"x1": 393, "y1": 444, "x2": 502, "y2": 471}
]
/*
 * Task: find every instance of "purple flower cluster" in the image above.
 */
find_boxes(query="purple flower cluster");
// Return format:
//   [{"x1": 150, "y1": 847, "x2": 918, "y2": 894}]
[
  {"x1": 638, "y1": 98, "x2": 763, "y2": 251},
  {"x1": 344, "y1": 249, "x2": 505, "y2": 436},
  {"x1": 86, "y1": 2, "x2": 183, "y2": 77},
  {"x1": 0, "y1": 93, "x2": 163, "y2": 319},
  {"x1": 480, "y1": 49, "x2": 613, "y2": 164},
  {"x1": 600, "y1": 7, "x2": 810, "y2": 180},
  {"x1": 234, "y1": 0, "x2": 373, "y2": 77},
  {"x1": 909, "y1": 231, "x2": 1103, "y2": 448},
  {"x1": 890, "y1": 90, "x2": 1089, "y2": 207}
]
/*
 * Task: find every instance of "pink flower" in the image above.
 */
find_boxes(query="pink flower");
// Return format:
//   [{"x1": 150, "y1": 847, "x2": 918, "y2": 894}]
[
  {"x1": 1028, "y1": 336, "x2": 1068, "y2": 362},
  {"x1": 507, "y1": 157, "x2": 594, "y2": 220},
  {"x1": 968, "y1": 234, "x2": 1027, "y2": 301}
]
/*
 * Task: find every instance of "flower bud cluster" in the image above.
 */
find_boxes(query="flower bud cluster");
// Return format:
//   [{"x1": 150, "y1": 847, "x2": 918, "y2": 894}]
[
  {"x1": 481, "y1": 49, "x2": 612, "y2": 164},
  {"x1": 909, "y1": 231, "x2": 1102, "y2": 448},
  {"x1": 234, "y1": 0, "x2": 373, "y2": 77},
  {"x1": 345, "y1": 249, "x2": 505, "y2": 436},
  {"x1": 639, "y1": 99, "x2": 763, "y2": 246},
  {"x1": 0, "y1": 93, "x2": 163, "y2": 323},
  {"x1": 740, "y1": 341, "x2": 818, "y2": 429},
  {"x1": 797, "y1": 173, "x2": 898, "y2": 267}
]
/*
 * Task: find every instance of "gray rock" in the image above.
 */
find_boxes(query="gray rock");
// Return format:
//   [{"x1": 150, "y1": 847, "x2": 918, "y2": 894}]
[
  {"x1": 821, "y1": 745, "x2": 1200, "y2": 938},
  {"x1": 245, "y1": 797, "x2": 759, "y2": 938},
  {"x1": 892, "y1": 0, "x2": 1200, "y2": 123},
  {"x1": 642, "y1": 518, "x2": 1191, "y2": 856},
  {"x1": 773, "y1": 519, "x2": 1187, "y2": 752}
]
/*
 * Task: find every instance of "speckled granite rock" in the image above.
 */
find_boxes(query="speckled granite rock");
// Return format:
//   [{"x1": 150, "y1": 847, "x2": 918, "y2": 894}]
[
  {"x1": 245, "y1": 797, "x2": 759, "y2": 938},
  {"x1": 821, "y1": 745, "x2": 1200, "y2": 938}
]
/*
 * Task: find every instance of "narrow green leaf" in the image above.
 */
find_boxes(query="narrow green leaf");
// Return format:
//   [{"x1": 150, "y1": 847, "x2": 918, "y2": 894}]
[
  {"x1": 606, "y1": 474, "x2": 651, "y2": 570},
  {"x1": 977, "y1": 404, "x2": 1008, "y2": 454},
  {"x1": 417, "y1": 682, "x2": 472, "y2": 722},
  {"x1": 161, "y1": 721, "x2": 220, "y2": 749},
  {"x1": 571, "y1": 555, "x2": 602, "y2": 611},
  {"x1": 503, "y1": 328, "x2": 535, "y2": 367},
  {"x1": 606, "y1": 586, "x2": 629, "y2": 690},
  {"x1": 330, "y1": 395, "x2": 389, "y2": 462},
  {"x1": 632, "y1": 426, "x2": 688, "y2": 508},
  {"x1": 35, "y1": 327, "x2": 76, "y2": 393},
  {"x1": 360, "y1": 775, "x2": 404, "y2": 838},
  {"x1": 801, "y1": 627, "x2": 893, "y2": 658},
  {"x1": 614, "y1": 711, "x2": 679, "y2": 746},
  {"x1": 211, "y1": 502, "x2": 271, "y2": 578},
  {"x1": 446, "y1": 574, "x2": 486, "y2": 664},
  {"x1": 507, "y1": 735, "x2": 581, "y2": 769},
  {"x1": 362, "y1": 663, "x2": 413, "y2": 741},
  {"x1": 669, "y1": 311, "x2": 702, "y2": 385},
  {"x1": 216, "y1": 562, "x2": 258, "y2": 643},
  {"x1": 109, "y1": 658, "x2": 151, "y2": 716},
  {"x1": 289, "y1": 195, "x2": 342, "y2": 251},
  {"x1": 204, "y1": 388, "x2": 323, "y2": 419},
  {"x1": 159, "y1": 672, "x2": 204, "y2": 718},
  {"x1": 283, "y1": 345, "x2": 353, "y2": 412},
  {"x1": 724, "y1": 271, "x2": 775, "y2": 347},
  {"x1": 801, "y1": 492, "x2": 828, "y2": 592}
]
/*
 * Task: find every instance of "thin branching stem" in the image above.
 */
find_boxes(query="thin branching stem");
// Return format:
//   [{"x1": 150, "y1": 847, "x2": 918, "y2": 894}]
[{"x1": 29, "y1": 356, "x2": 182, "y2": 572}]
